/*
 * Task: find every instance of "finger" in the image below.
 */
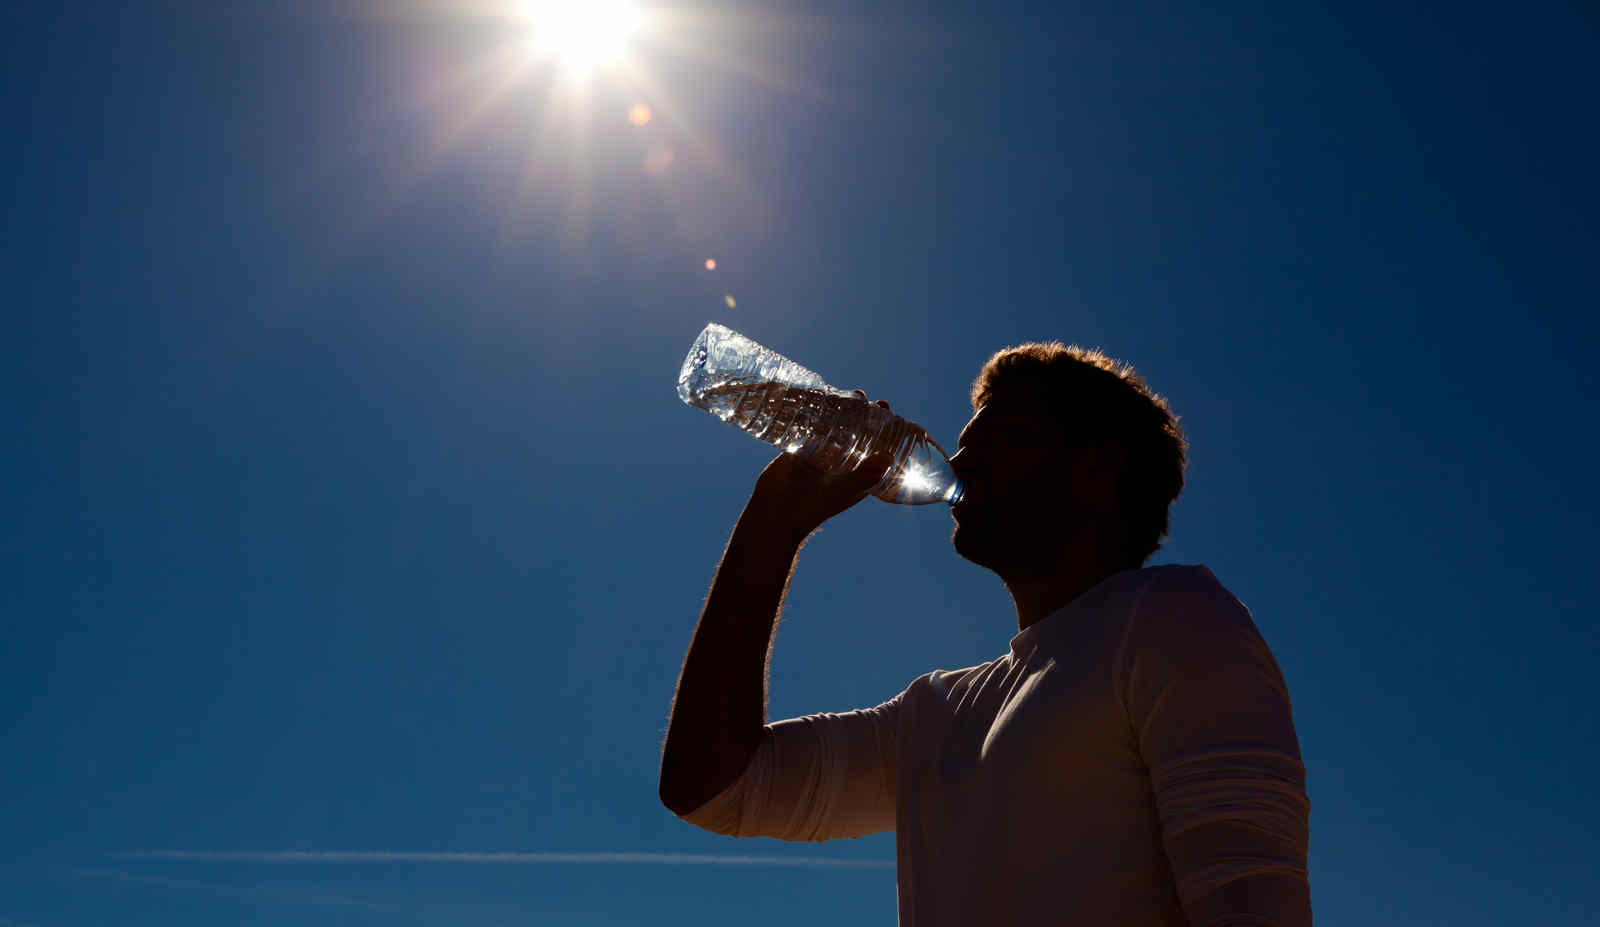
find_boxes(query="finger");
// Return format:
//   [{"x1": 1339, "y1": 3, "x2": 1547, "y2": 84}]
[{"x1": 850, "y1": 443, "x2": 898, "y2": 483}]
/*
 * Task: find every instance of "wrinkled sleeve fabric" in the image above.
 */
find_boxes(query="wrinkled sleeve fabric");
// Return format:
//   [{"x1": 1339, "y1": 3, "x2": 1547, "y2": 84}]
[
  {"x1": 1120, "y1": 567, "x2": 1312, "y2": 925},
  {"x1": 677, "y1": 695, "x2": 901, "y2": 842}
]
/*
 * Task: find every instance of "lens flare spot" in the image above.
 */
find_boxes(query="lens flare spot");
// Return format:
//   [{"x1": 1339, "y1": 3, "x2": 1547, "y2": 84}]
[
  {"x1": 644, "y1": 146, "x2": 674, "y2": 174},
  {"x1": 724, "y1": 294, "x2": 736, "y2": 308},
  {"x1": 704, "y1": 258, "x2": 717, "y2": 271},
  {"x1": 628, "y1": 103, "x2": 653, "y2": 126}
]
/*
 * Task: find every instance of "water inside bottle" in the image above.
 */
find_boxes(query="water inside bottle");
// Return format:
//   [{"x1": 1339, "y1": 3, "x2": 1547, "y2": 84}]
[{"x1": 689, "y1": 377, "x2": 960, "y2": 505}]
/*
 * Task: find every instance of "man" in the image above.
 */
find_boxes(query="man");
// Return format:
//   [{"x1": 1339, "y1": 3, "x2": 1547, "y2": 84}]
[{"x1": 659, "y1": 343, "x2": 1311, "y2": 926}]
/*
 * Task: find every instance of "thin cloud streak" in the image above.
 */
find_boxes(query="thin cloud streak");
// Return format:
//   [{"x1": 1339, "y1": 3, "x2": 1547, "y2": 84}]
[
  {"x1": 71, "y1": 867, "x2": 401, "y2": 914},
  {"x1": 122, "y1": 849, "x2": 893, "y2": 869}
]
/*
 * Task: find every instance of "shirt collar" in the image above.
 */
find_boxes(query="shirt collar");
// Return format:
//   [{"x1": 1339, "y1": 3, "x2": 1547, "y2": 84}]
[{"x1": 1009, "y1": 567, "x2": 1142, "y2": 657}]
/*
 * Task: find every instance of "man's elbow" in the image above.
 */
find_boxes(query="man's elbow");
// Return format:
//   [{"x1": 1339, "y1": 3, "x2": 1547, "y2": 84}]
[
  {"x1": 658, "y1": 778, "x2": 700, "y2": 818},
  {"x1": 658, "y1": 733, "x2": 762, "y2": 820},
  {"x1": 657, "y1": 760, "x2": 702, "y2": 818},
  {"x1": 658, "y1": 759, "x2": 733, "y2": 820}
]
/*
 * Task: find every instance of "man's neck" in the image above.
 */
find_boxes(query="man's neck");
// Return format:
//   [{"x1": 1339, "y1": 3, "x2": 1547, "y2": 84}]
[{"x1": 1004, "y1": 539, "x2": 1133, "y2": 633}]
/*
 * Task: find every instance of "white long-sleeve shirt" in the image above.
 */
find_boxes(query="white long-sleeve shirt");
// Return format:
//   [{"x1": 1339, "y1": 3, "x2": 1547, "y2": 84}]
[{"x1": 680, "y1": 565, "x2": 1311, "y2": 926}]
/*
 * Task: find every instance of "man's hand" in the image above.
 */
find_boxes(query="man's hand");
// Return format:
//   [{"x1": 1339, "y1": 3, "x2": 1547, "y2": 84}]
[{"x1": 743, "y1": 393, "x2": 897, "y2": 543}]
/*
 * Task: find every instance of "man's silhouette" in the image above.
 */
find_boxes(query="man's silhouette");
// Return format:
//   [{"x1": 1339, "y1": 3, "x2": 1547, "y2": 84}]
[{"x1": 660, "y1": 343, "x2": 1311, "y2": 926}]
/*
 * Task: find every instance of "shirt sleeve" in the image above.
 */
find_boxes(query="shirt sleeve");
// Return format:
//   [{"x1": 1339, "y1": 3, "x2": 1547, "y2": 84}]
[
  {"x1": 677, "y1": 695, "x2": 901, "y2": 842},
  {"x1": 1121, "y1": 567, "x2": 1312, "y2": 922}
]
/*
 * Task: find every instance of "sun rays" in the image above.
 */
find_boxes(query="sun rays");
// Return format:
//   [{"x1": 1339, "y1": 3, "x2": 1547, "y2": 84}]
[{"x1": 288, "y1": 0, "x2": 889, "y2": 279}]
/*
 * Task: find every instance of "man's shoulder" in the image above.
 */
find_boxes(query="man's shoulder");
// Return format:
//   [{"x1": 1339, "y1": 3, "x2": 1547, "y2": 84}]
[
  {"x1": 1134, "y1": 562, "x2": 1225, "y2": 590},
  {"x1": 1130, "y1": 563, "x2": 1245, "y2": 611},
  {"x1": 1052, "y1": 564, "x2": 1237, "y2": 633},
  {"x1": 1127, "y1": 563, "x2": 1263, "y2": 648}
]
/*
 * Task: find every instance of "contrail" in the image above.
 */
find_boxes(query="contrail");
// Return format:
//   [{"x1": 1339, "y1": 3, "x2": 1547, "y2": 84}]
[
  {"x1": 120, "y1": 850, "x2": 893, "y2": 869},
  {"x1": 72, "y1": 867, "x2": 399, "y2": 914}
]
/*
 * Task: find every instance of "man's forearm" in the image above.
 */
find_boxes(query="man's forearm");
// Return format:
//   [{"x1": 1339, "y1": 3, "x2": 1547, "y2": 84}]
[
  {"x1": 658, "y1": 504, "x2": 810, "y2": 817},
  {"x1": 659, "y1": 449, "x2": 882, "y2": 818}
]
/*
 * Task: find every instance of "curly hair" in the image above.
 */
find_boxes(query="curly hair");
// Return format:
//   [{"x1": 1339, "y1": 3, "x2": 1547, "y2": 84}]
[{"x1": 970, "y1": 343, "x2": 1188, "y2": 565}]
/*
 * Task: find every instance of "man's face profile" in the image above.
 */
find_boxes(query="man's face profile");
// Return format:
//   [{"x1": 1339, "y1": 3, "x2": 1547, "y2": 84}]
[{"x1": 949, "y1": 393, "x2": 1084, "y2": 574}]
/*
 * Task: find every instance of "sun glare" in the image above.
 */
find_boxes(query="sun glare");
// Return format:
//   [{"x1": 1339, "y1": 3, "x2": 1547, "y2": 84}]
[
  {"x1": 528, "y1": 0, "x2": 640, "y2": 73},
  {"x1": 899, "y1": 465, "x2": 934, "y2": 495}
]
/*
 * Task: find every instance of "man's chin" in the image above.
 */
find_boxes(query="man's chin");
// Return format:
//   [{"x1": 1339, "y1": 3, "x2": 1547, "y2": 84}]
[
  {"x1": 952, "y1": 517, "x2": 1053, "y2": 575},
  {"x1": 950, "y1": 521, "x2": 994, "y2": 569}
]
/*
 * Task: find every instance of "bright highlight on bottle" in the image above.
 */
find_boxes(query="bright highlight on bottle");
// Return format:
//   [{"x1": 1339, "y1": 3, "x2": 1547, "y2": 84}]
[
  {"x1": 527, "y1": 0, "x2": 640, "y2": 73},
  {"x1": 898, "y1": 465, "x2": 935, "y2": 496}
]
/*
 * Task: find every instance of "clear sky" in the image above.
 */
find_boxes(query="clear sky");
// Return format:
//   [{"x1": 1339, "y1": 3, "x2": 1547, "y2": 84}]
[{"x1": 3, "y1": 1, "x2": 1596, "y2": 924}]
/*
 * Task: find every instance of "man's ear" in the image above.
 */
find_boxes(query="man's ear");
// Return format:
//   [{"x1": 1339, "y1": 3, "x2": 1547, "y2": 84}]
[{"x1": 1071, "y1": 442, "x2": 1126, "y2": 513}]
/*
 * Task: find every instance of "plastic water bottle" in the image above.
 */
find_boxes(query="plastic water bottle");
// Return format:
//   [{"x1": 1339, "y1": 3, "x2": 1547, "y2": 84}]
[{"x1": 677, "y1": 322, "x2": 964, "y2": 506}]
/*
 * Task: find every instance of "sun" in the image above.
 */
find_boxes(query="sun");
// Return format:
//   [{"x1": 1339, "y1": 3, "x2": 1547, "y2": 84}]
[{"x1": 528, "y1": 0, "x2": 641, "y2": 74}]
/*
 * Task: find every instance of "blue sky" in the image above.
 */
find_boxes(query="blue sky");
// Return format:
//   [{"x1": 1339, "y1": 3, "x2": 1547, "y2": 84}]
[{"x1": 3, "y1": 1, "x2": 1596, "y2": 924}]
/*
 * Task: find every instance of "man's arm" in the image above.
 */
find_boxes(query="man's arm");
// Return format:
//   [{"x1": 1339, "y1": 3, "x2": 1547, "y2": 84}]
[
  {"x1": 658, "y1": 449, "x2": 884, "y2": 817},
  {"x1": 1123, "y1": 568, "x2": 1313, "y2": 927}
]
